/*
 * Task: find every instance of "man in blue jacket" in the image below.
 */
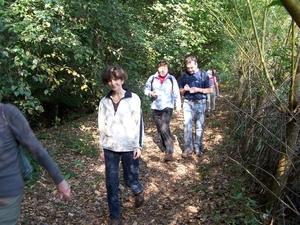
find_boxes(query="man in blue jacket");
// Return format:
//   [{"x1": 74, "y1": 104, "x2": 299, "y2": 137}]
[{"x1": 178, "y1": 56, "x2": 212, "y2": 158}]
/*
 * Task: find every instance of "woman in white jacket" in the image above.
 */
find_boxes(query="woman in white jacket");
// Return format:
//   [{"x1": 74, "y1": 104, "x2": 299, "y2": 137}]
[{"x1": 98, "y1": 66, "x2": 144, "y2": 225}]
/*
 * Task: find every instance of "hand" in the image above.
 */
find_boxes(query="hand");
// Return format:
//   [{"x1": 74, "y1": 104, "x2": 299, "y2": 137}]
[
  {"x1": 184, "y1": 84, "x2": 190, "y2": 92},
  {"x1": 100, "y1": 151, "x2": 105, "y2": 161},
  {"x1": 56, "y1": 179, "x2": 71, "y2": 200},
  {"x1": 133, "y1": 148, "x2": 141, "y2": 160},
  {"x1": 151, "y1": 91, "x2": 158, "y2": 97},
  {"x1": 0, "y1": 199, "x2": 7, "y2": 205},
  {"x1": 175, "y1": 110, "x2": 181, "y2": 117}
]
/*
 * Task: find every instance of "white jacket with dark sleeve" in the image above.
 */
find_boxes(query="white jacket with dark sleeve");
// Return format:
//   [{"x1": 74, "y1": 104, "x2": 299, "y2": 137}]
[{"x1": 98, "y1": 89, "x2": 144, "y2": 152}]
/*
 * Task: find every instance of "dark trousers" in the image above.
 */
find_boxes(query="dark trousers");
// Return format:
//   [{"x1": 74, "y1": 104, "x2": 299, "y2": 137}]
[
  {"x1": 152, "y1": 107, "x2": 174, "y2": 154},
  {"x1": 104, "y1": 149, "x2": 143, "y2": 219}
]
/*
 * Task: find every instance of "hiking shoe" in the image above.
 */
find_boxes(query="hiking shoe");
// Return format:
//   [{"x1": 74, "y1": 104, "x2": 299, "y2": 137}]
[
  {"x1": 110, "y1": 218, "x2": 123, "y2": 225},
  {"x1": 195, "y1": 150, "x2": 202, "y2": 157},
  {"x1": 164, "y1": 153, "x2": 173, "y2": 161},
  {"x1": 182, "y1": 149, "x2": 192, "y2": 158},
  {"x1": 135, "y1": 192, "x2": 144, "y2": 208}
]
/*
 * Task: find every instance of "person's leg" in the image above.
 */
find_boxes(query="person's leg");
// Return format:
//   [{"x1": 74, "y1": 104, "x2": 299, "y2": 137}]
[
  {"x1": 206, "y1": 94, "x2": 212, "y2": 116},
  {"x1": 152, "y1": 110, "x2": 165, "y2": 150},
  {"x1": 194, "y1": 100, "x2": 206, "y2": 155},
  {"x1": 104, "y1": 149, "x2": 121, "y2": 219},
  {"x1": 160, "y1": 108, "x2": 174, "y2": 155},
  {"x1": 182, "y1": 100, "x2": 194, "y2": 157},
  {"x1": 121, "y1": 152, "x2": 144, "y2": 207},
  {"x1": 0, "y1": 194, "x2": 22, "y2": 225},
  {"x1": 122, "y1": 151, "x2": 143, "y2": 194},
  {"x1": 211, "y1": 88, "x2": 216, "y2": 114}
]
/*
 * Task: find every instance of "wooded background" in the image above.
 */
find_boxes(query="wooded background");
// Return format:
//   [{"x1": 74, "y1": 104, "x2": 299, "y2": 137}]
[{"x1": 1, "y1": 0, "x2": 300, "y2": 224}]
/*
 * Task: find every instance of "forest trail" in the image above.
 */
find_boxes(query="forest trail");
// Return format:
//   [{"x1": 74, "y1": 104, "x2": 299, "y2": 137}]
[{"x1": 19, "y1": 84, "x2": 239, "y2": 225}]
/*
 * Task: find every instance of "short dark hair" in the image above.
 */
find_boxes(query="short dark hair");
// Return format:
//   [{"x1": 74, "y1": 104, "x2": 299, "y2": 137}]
[
  {"x1": 101, "y1": 66, "x2": 128, "y2": 85},
  {"x1": 157, "y1": 60, "x2": 170, "y2": 69},
  {"x1": 185, "y1": 56, "x2": 197, "y2": 65}
]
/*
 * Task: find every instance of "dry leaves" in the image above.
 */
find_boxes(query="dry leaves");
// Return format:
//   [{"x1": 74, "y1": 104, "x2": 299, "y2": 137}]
[{"x1": 19, "y1": 86, "x2": 241, "y2": 225}]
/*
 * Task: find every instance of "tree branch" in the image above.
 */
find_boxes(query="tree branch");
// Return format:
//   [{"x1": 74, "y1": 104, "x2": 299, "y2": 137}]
[{"x1": 280, "y1": 0, "x2": 300, "y2": 28}]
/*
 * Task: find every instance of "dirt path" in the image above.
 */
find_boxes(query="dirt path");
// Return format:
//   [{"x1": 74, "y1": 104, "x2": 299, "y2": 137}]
[{"x1": 19, "y1": 85, "x2": 237, "y2": 225}]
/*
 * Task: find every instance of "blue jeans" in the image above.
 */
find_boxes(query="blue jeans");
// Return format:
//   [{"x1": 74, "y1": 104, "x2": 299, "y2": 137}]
[
  {"x1": 152, "y1": 108, "x2": 174, "y2": 154},
  {"x1": 104, "y1": 149, "x2": 143, "y2": 219},
  {"x1": 206, "y1": 88, "x2": 216, "y2": 111},
  {"x1": 183, "y1": 99, "x2": 206, "y2": 151}
]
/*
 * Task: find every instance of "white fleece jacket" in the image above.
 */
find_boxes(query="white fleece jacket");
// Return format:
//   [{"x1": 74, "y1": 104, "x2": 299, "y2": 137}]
[{"x1": 98, "y1": 89, "x2": 144, "y2": 152}]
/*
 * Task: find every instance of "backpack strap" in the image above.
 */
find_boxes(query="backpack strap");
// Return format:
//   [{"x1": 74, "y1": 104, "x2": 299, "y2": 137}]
[
  {"x1": 169, "y1": 76, "x2": 174, "y2": 93},
  {"x1": 150, "y1": 75, "x2": 155, "y2": 92},
  {"x1": 198, "y1": 69, "x2": 206, "y2": 88},
  {"x1": 150, "y1": 75, "x2": 173, "y2": 92}
]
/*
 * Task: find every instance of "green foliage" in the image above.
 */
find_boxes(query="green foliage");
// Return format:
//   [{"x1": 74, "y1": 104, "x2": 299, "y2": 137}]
[
  {"x1": 211, "y1": 186, "x2": 261, "y2": 224},
  {"x1": 23, "y1": 147, "x2": 57, "y2": 186},
  {"x1": 1, "y1": 0, "x2": 139, "y2": 114},
  {"x1": 135, "y1": 0, "x2": 227, "y2": 75},
  {"x1": 267, "y1": 0, "x2": 283, "y2": 7},
  {"x1": 4, "y1": 0, "x2": 298, "y2": 223},
  {"x1": 23, "y1": 150, "x2": 40, "y2": 186},
  {"x1": 1, "y1": 0, "x2": 230, "y2": 125},
  {"x1": 57, "y1": 124, "x2": 99, "y2": 157},
  {"x1": 213, "y1": 119, "x2": 221, "y2": 127}
]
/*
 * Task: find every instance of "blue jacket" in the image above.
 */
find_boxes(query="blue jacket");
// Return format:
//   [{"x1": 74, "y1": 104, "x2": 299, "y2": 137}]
[{"x1": 178, "y1": 69, "x2": 212, "y2": 100}]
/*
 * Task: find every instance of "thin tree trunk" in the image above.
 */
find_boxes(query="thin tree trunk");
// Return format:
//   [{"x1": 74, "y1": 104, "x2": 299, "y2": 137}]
[
  {"x1": 267, "y1": 118, "x2": 298, "y2": 214},
  {"x1": 266, "y1": 22, "x2": 300, "y2": 218}
]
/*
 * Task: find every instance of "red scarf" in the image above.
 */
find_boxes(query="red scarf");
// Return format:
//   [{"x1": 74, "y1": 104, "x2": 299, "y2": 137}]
[{"x1": 158, "y1": 75, "x2": 166, "y2": 84}]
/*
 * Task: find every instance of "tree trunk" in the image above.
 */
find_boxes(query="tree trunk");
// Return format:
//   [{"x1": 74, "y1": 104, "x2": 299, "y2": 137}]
[
  {"x1": 280, "y1": 0, "x2": 300, "y2": 28},
  {"x1": 266, "y1": 115, "x2": 298, "y2": 215}
]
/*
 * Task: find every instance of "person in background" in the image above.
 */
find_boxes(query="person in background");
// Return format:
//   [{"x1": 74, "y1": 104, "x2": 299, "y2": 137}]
[
  {"x1": 178, "y1": 56, "x2": 213, "y2": 158},
  {"x1": 98, "y1": 66, "x2": 144, "y2": 225},
  {"x1": 143, "y1": 60, "x2": 181, "y2": 162},
  {"x1": 212, "y1": 69, "x2": 220, "y2": 86},
  {"x1": 206, "y1": 69, "x2": 219, "y2": 117},
  {"x1": 0, "y1": 103, "x2": 71, "y2": 225},
  {"x1": 212, "y1": 69, "x2": 221, "y2": 93}
]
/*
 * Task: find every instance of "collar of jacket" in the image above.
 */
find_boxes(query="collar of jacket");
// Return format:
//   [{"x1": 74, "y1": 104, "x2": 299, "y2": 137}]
[{"x1": 105, "y1": 89, "x2": 132, "y2": 99}]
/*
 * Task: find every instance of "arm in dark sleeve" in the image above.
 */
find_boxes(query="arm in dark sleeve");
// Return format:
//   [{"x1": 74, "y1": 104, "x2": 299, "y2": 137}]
[{"x1": 4, "y1": 104, "x2": 64, "y2": 185}]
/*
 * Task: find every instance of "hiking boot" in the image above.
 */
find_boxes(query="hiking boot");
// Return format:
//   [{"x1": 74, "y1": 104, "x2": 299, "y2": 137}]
[
  {"x1": 194, "y1": 150, "x2": 202, "y2": 157},
  {"x1": 164, "y1": 153, "x2": 173, "y2": 162},
  {"x1": 135, "y1": 191, "x2": 144, "y2": 208},
  {"x1": 110, "y1": 218, "x2": 123, "y2": 225},
  {"x1": 182, "y1": 149, "x2": 192, "y2": 158}
]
